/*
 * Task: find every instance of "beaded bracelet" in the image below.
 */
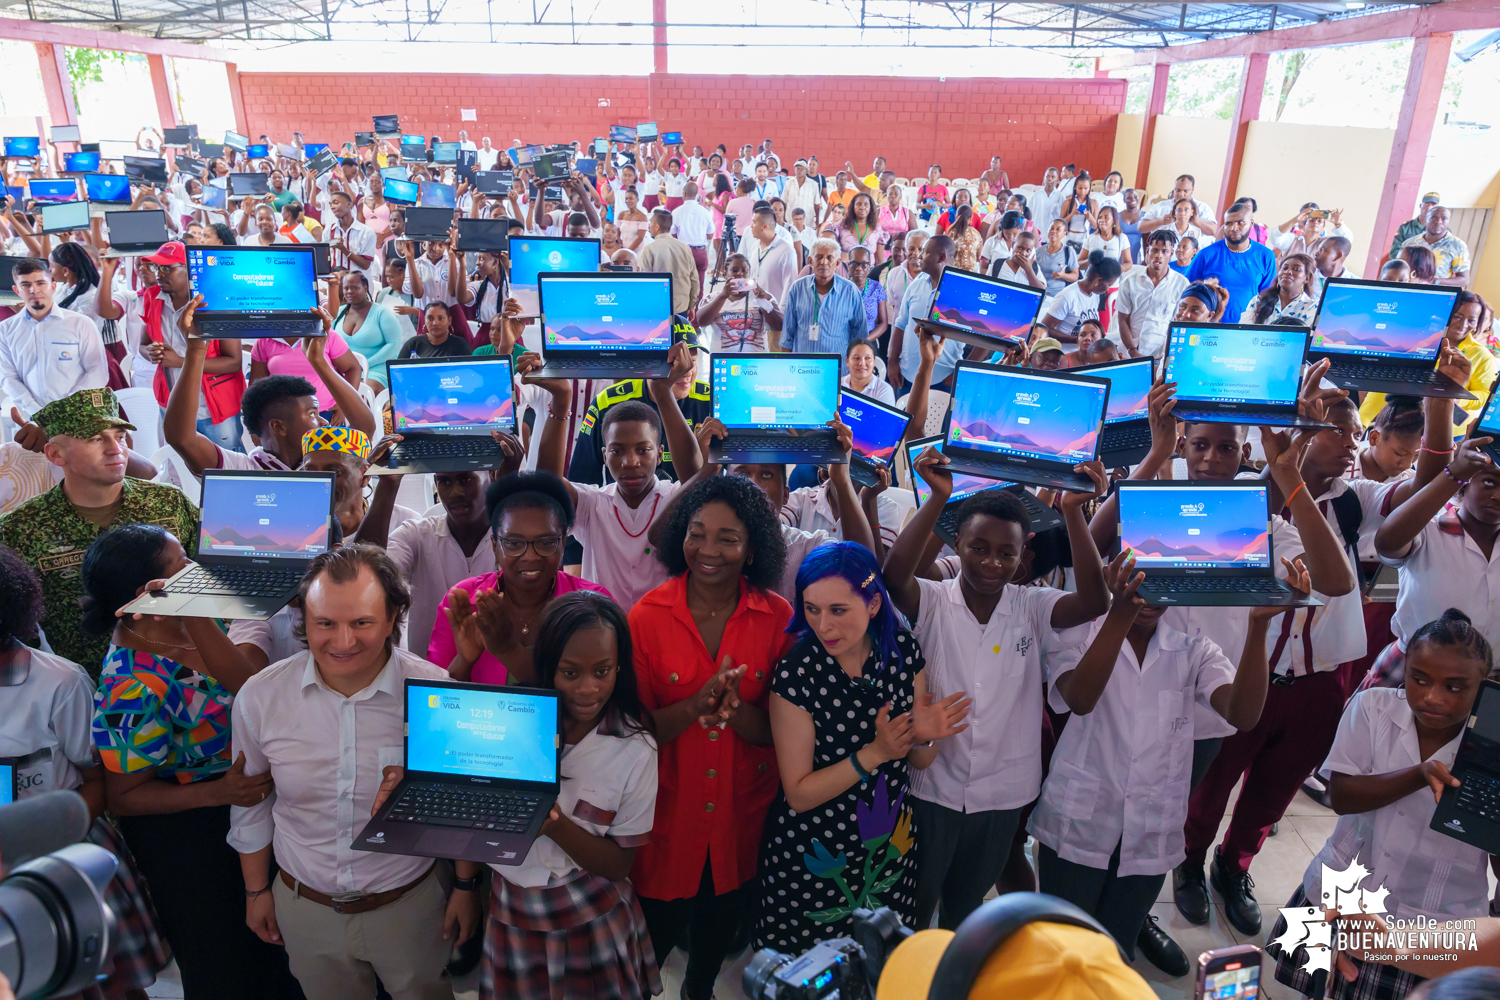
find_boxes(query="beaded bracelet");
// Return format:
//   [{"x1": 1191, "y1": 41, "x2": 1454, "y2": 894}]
[
  {"x1": 850, "y1": 750, "x2": 873, "y2": 783},
  {"x1": 1445, "y1": 466, "x2": 1469, "y2": 487}
]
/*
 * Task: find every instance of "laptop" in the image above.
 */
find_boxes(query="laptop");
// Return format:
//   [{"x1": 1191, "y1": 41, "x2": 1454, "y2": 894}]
[
  {"x1": 1309, "y1": 278, "x2": 1470, "y2": 399},
  {"x1": 103, "y1": 210, "x2": 170, "y2": 257},
  {"x1": 531, "y1": 151, "x2": 572, "y2": 183},
  {"x1": 40, "y1": 200, "x2": 90, "y2": 234},
  {"x1": 401, "y1": 206, "x2": 454, "y2": 242},
  {"x1": 223, "y1": 130, "x2": 249, "y2": 153},
  {"x1": 1430, "y1": 679, "x2": 1500, "y2": 854},
  {"x1": 161, "y1": 126, "x2": 193, "y2": 146},
  {"x1": 228, "y1": 172, "x2": 269, "y2": 197},
  {"x1": 1468, "y1": 382, "x2": 1500, "y2": 467},
  {"x1": 509, "y1": 236, "x2": 602, "y2": 317},
  {"x1": 1065, "y1": 356, "x2": 1156, "y2": 467},
  {"x1": 709, "y1": 353, "x2": 845, "y2": 464},
  {"x1": 122, "y1": 156, "x2": 168, "y2": 186},
  {"x1": 942, "y1": 361, "x2": 1109, "y2": 492},
  {"x1": 3, "y1": 137, "x2": 40, "y2": 158},
  {"x1": 0, "y1": 257, "x2": 25, "y2": 305},
  {"x1": 121, "y1": 470, "x2": 335, "y2": 620},
  {"x1": 193, "y1": 141, "x2": 224, "y2": 160},
  {"x1": 51, "y1": 124, "x2": 81, "y2": 144},
  {"x1": 455, "y1": 218, "x2": 509, "y2": 253},
  {"x1": 383, "y1": 177, "x2": 419, "y2": 206},
  {"x1": 432, "y1": 141, "x2": 460, "y2": 164},
  {"x1": 1163, "y1": 322, "x2": 1335, "y2": 430},
  {"x1": 1363, "y1": 562, "x2": 1399, "y2": 603},
  {"x1": 1115, "y1": 479, "x2": 1322, "y2": 607},
  {"x1": 84, "y1": 173, "x2": 131, "y2": 217},
  {"x1": 246, "y1": 144, "x2": 269, "y2": 160},
  {"x1": 186, "y1": 245, "x2": 321, "y2": 338},
  {"x1": 380, "y1": 166, "x2": 408, "y2": 181},
  {"x1": 307, "y1": 147, "x2": 338, "y2": 177},
  {"x1": 373, "y1": 356, "x2": 519, "y2": 476},
  {"x1": 609, "y1": 125, "x2": 637, "y2": 144},
  {"x1": 841, "y1": 389, "x2": 913, "y2": 489},
  {"x1": 28, "y1": 178, "x2": 78, "y2": 204},
  {"x1": 400, "y1": 137, "x2": 428, "y2": 161},
  {"x1": 62, "y1": 152, "x2": 100, "y2": 174},
  {"x1": 536, "y1": 272, "x2": 674, "y2": 379},
  {"x1": 354, "y1": 678, "x2": 561, "y2": 865},
  {"x1": 418, "y1": 182, "x2": 457, "y2": 209},
  {"x1": 373, "y1": 114, "x2": 401, "y2": 136},
  {"x1": 923, "y1": 266, "x2": 1040, "y2": 353},
  {"x1": 905, "y1": 436, "x2": 1063, "y2": 545},
  {"x1": 474, "y1": 170, "x2": 513, "y2": 195}
]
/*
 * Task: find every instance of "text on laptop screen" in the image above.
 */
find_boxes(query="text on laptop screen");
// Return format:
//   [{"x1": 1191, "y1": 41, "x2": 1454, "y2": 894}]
[
  {"x1": 509, "y1": 238, "x2": 602, "y2": 313},
  {"x1": 4, "y1": 137, "x2": 39, "y2": 157},
  {"x1": 86, "y1": 174, "x2": 131, "y2": 202},
  {"x1": 540, "y1": 275, "x2": 672, "y2": 351},
  {"x1": 198, "y1": 474, "x2": 332, "y2": 561},
  {"x1": 1118, "y1": 485, "x2": 1270, "y2": 569},
  {"x1": 712, "y1": 356, "x2": 839, "y2": 430},
  {"x1": 29, "y1": 179, "x2": 78, "y2": 203},
  {"x1": 906, "y1": 439, "x2": 1014, "y2": 507},
  {"x1": 928, "y1": 270, "x2": 1041, "y2": 343},
  {"x1": 1079, "y1": 358, "x2": 1154, "y2": 424},
  {"x1": 390, "y1": 359, "x2": 516, "y2": 433},
  {"x1": 188, "y1": 248, "x2": 317, "y2": 313},
  {"x1": 407, "y1": 684, "x2": 558, "y2": 784},
  {"x1": 841, "y1": 393, "x2": 908, "y2": 465},
  {"x1": 948, "y1": 367, "x2": 1104, "y2": 463},
  {"x1": 1312, "y1": 282, "x2": 1458, "y2": 361},
  {"x1": 1164, "y1": 327, "x2": 1303, "y2": 407}
]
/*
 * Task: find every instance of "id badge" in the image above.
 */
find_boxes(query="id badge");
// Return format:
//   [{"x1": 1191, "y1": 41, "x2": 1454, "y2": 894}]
[{"x1": 808, "y1": 322, "x2": 819, "y2": 343}]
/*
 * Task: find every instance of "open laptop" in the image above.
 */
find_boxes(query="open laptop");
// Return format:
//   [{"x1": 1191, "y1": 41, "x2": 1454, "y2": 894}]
[
  {"x1": 455, "y1": 218, "x2": 509, "y2": 253},
  {"x1": 1115, "y1": 479, "x2": 1322, "y2": 607},
  {"x1": 353, "y1": 678, "x2": 561, "y2": 866},
  {"x1": 709, "y1": 353, "x2": 845, "y2": 464},
  {"x1": 373, "y1": 356, "x2": 519, "y2": 476},
  {"x1": 383, "y1": 177, "x2": 419, "y2": 206},
  {"x1": 228, "y1": 172, "x2": 269, "y2": 197},
  {"x1": 62, "y1": 152, "x2": 100, "y2": 174},
  {"x1": 1469, "y1": 382, "x2": 1500, "y2": 467},
  {"x1": 841, "y1": 389, "x2": 912, "y2": 489},
  {"x1": 401, "y1": 206, "x2": 454, "y2": 243},
  {"x1": 84, "y1": 173, "x2": 131, "y2": 216},
  {"x1": 186, "y1": 245, "x2": 321, "y2": 338},
  {"x1": 1310, "y1": 277, "x2": 1470, "y2": 399},
  {"x1": 1163, "y1": 322, "x2": 1335, "y2": 430},
  {"x1": 28, "y1": 179, "x2": 78, "y2": 204},
  {"x1": 1364, "y1": 562, "x2": 1399, "y2": 603},
  {"x1": 373, "y1": 114, "x2": 401, "y2": 136},
  {"x1": 923, "y1": 266, "x2": 1040, "y2": 353},
  {"x1": 1430, "y1": 679, "x2": 1500, "y2": 854},
  {"x1": 536, "y1": 272, "x2": 674, "y2": 378},
  {"x1": 103, "y1": 210, "x2": 169, "y2": 257},
  {"x1": 122, "y1": 156, "x2": 168, "y2": 186},
  {"x1": 906, "y1": 435, "x2": 1063, "y2": 545},
  {"x1": 432, "y1": 141, "x2": 460, "y2": 164},
  {"x1": 509, "y1": 236, "x2": 603, "y2": 318},
  {"x1": 1065, "y1": 356, "x2": 1156, "y2": 467},
  {"x1": 942, "y1": 361, "x2": 1109, "y2": 492},
  {"x1": 419, "y1": 182, "x2": 458, "y2": 210},
  {"x1": 121, "y1": 470, "x2": 335, "y2": 620},
  {"x1": 40, "y1": 200, "x2": 90, "y2": 235}
]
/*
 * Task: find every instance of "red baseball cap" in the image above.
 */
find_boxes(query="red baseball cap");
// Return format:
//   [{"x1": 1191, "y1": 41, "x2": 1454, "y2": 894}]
[{"x1": 144, "y1": 240, "x2": 187, "y2": 266}]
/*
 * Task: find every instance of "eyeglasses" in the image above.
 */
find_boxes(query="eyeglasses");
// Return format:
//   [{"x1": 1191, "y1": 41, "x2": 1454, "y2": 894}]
[{"x1": 496, "y1": 535, "x2": 563, "y2": 558}]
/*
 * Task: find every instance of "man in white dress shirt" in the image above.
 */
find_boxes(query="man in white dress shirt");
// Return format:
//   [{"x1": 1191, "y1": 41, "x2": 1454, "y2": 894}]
[
  {"x1": 1138, "y1": 174, "x2": 1219, "y2": 237},
  {"x1": 230, "y1": 545, "x2": 480, "y2": 1000},
  {"x1": 670, "y1": 180, "x2": 715, "y2": 292},
  {"x1": 0, "y1": 258, "x2": 110, "y2": 413},
  {"x1": 743, "y1": 206, "x2": 797, "y2": 306},
  {"x1": 476, "y1": 137, "x2": 500, "y2": 171}
]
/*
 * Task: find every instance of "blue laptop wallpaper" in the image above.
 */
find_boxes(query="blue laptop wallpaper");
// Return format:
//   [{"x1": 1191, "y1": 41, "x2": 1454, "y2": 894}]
[
  {"x1": 198, "y1": 475, "x2": 331, "y2": 560},
  {"x1": 419, "y1": 182, "x2": 457, "y2": 209},
  {"x1": 384, "y1": 178, "x2": 419, "y2": 203},
  {"x1": 4, "y1": 137, "x2": 40, "y2": 158},
  {"x1": 85, "y1": 173, "x2": 131, "y2": 202},
  {"x1": 906, "y1": 439, "x2": 1014, "y2": 508},
  {"x1": 948, "y1": 368, "x2": 1103, "y2": 463},
  {"x1": 391, "y1": 360, "x2": 515, "y2": 432},
  {"x1": 929, "y1": 270, "x2": 1040, "y2": 343},
  {"x1": 1165, "y1": 327, "x2": 1303, "y2": 407},
  {"x1": 1074, "y1": 358, "x2": 1154, "y2": 424},
  {"x1": 406, "y1": 685, "x2": 557, "y2": 783},
  {"x1": 842, "y1": 393, "x2": 908, "y2": 465},
  {"x1": 713, "y1": 357, "x2": 839, "y2": 430},
  {"x1": 1479, "y1": 388, "x2": 1500, "y2": 436},
  {"x1": 188, "y1": 248, "x2": 316, "y2": 313},
  {"x1": 1118, "y1": 485, "x2": 1270, "y2": 569},
  {"x1": 29, "y1": 179, "x2": 78, "y2": 203},
  {"x1": 511, "y1": 238, "x2": 601, "y2": 313},
  {"x1": 541, "y1": 276, "x2": 672, "y2": 351},
  {"x1": 65, "y1": 152, "x2": 101, "y2": 172},
  {"x1": 1312, "y1": 282, "x2": 1456, "y2": 360}
]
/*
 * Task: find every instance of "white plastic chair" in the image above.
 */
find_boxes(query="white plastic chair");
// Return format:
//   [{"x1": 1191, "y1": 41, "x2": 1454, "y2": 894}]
[
  {"x1": 0, "y1": 442, "x2": 61, "y2": 514},
  {"x1": 148, "y1": 445, "x2": 200, "y2": 502},
  {"x1": 115, "y1": 386, "x2": 162, "y2": 456},
  {"x1": 895, "y1": 390, "x2": 951, "y2": 438},
  {"x1": 395, "y1": 473, "x2": 436, "y2": 513},
  {"x1": 884, "y1": 486, "x2": 917, "y2": 530}
]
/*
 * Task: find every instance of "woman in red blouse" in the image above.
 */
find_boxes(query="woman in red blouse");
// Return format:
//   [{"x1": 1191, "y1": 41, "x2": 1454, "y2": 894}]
[{"x1": 628, "y1": 474, "x2": 793, "y2": 1000}]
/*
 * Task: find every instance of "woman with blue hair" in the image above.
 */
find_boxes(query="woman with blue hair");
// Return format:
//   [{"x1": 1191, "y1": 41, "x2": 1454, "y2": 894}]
[{"x1": 754, "y1": 541, "x2": 970, "y2": 951}]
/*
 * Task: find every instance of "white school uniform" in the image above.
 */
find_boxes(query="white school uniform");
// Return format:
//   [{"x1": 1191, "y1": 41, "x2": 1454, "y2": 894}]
[
  {"x1": 1030, "y1": 622, "x2": 1236, "y2": 876},
  {"x1": 0, "y1": 647, "x2": 96, "y2": 798},
  {"x1": 782, "y1": 484, "x2": 903, "y2": 552},
  {"x1": 572, "y1": 479, "x2": 683, "y2": 611},
  {"x1": 1382, "y1": 508, "x2": 1500, "y2": 655},
  {"x1": 1304, "y1": 687, "x2": 1490, "y2": 922},
  {"x1": 497, "y1": 717, "x2": 657, "y2": 886},
  {"x1": 387, "y1": 513, "x2": 498, "y2": 659},
  {"x1": 776, "y1": 523, "x2": 839, "y2": 604},
  {"x1": 910, "y1": 579, "x2": 1085, "y2": 813},
  {"x1": 228, "y1": 607, "x2": 305, "y2": 666}
]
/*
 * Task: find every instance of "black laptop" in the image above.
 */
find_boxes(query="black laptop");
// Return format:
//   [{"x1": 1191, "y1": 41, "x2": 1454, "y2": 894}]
[
  {"x1": 1115, "y1": 479, "x2": 1322, "y2": 607},
  {"x1": 1431, "y1": 679, "x2": 1500, "y2": 854},
  {"x1": 121, "y1": 470, "x2": 335, "y2": 620},
  {"x1": 709, "y1": 353, "x2": 846, "y2": 464},
  {"x1": 1310, "y1": 277, "x2": 1471, "y2": 399},
  {"x1": 840, "y1": 388, "x2": 912, "y2": 489},
  {"x1": 455, "y1": 217, "x2": 510, "y2": 253},
  {"x1": 1163, "y1": 322, "x2": 1336, "y2": 430},
  {"x1": 102, "y1": 209, "x2": 169, "y2": 258},
  {"x1": 354, "y1": 678, "x2": 561, "y2": 866},
  {"x1": 372, "y1": 356, "x2": 520, "y2": 477},
  {"x1": 536, "y1": 272, "x2": 674, "y2": 379},
  {"x1": 906, "y1": 436, "x2": 1063, "y2": 545},
  {"x1": 941, "y1": 361, "x2": 1109, "y2": 492},
  {"x1": 921, "y1": 266, "x2": 1040, "y2": 353},
  {"x1": 1470, "y1": 381, "x2": 1500, "y2": 468},
  {"x1": 1065, "y1": 356, "x2": 1156, "y2": 467},
  {"x1": 186, "y1": 245, "x2": 322, "y2": 338},
  {"x1": 400, "y1": 206, "x2": 455, "y2": 243}
]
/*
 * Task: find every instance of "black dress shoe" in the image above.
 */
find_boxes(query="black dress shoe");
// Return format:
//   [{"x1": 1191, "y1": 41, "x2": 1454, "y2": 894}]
[
  {"x1": 1136, "y1": 913, "x2": 1190, "y2": 977},
  {"x1": 1211, "y1": 848, "x2": 1263, "y2": 936},
  {"x1": 1173, "y1": 861, "x2": 1211, "y2": 925}
]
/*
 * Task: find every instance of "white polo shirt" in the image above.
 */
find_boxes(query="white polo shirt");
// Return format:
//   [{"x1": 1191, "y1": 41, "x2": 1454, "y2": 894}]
[
  {"x1": 1115, "y1": 267, "x2": 1188, "y2": 359},
  {"x1": 405, "y1": 253, "x2": 456, "y2": 310},
  {"x1": 1030, "y1": 622, "x2": 1236, "y2": 877},
  {"x1": 776, "y1": 523, "x2": 839, "y2": 604},
  {"x1": 910, "y1": 578, "x2": 1081, "y2": 813},
  {"x1": 1384, "y1": 507, "x2": 1500, "y2": 654},
  {"x1": 0, "y1": 647, "x2": 96, "y2": 798},
  {"x1": 323, "y1": 217, "x2": 381, "y2": 291},
  {"x1": 782, "y1": 484, "x2": 903, "y2": 552},
  {"x1": 572, "y1": 478, "x2": 683, "y2": 611},
  {"x1": 671, "y1": 201, "x2": 714, "y2": 248},
  {"x1": 387, "y1": 512, "x2": 497, "y2": 660}
]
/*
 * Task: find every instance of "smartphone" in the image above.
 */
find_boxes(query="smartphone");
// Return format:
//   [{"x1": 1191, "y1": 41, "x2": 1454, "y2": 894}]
[
  {"x1": 730, "y1": 278, "x2": 755, "y2": 294},
  {"x1": 1195, "y1": 945, "x2": 1262, "y2": 999},
  {"x1": 1306, "y1": 210, "x2": 1331, "y2": 220},
  {"x1": 594, "y1": 138, "x2": 608, "y2": 155}
]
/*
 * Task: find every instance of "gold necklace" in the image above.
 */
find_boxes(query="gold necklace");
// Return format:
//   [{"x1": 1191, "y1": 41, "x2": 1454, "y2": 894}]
[
  {"x1": 689, "y1": 580, "x2": 738, "y2": 619},
  {"x1": 122, "y1": 621, "x2": 196, "y2": 657}
]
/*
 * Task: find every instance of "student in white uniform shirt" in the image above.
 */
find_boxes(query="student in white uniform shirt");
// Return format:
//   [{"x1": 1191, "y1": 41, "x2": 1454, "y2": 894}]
[
  {"x1": 0, "y1": 258, "x2": 111, "y2": 413},
  {"x1": 324, "y1": 190, "x2": 381, "y2": 291},
  {"x1": 882, "y1": 447, "x2": 1112, "y2": 931},
  {"x1": 1115, "y1": 230, "x2": 1188, "y2": 359}
]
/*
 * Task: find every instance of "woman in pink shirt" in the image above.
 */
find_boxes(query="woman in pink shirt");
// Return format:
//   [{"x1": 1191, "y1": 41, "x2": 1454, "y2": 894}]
[
  {"x1": 433, "y1": 471, "x2": 611, "y2": 685},
  {"x1": 248, "y1": 332, "x2": 363, "y2": 417}
]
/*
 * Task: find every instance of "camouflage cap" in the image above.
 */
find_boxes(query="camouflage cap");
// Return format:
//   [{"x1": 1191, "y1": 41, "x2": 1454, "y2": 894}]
[{"x1": 34, "y1": 387, "x2": 137, "y2": 440}]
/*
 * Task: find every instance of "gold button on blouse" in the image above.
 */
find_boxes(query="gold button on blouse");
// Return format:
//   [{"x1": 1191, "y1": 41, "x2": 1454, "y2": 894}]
[
  {"x1": 707, "y1": 730, "x2": 720, "y2": 741},
  {"x1": 706, "y1": 768, "x2": 717, "y2": 778},
  {"x1": 668, "y1": 672, "x2": 679, "y2": 683},
  {"x1": 757, "y1": 762, "x2": 768, "y2": 773},
  {"x1": 704, "y1": 802, "x2": 715, "y2": 812}
]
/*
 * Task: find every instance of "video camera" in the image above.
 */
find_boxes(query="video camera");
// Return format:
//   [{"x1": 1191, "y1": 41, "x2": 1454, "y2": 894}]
[{"x1": 743, "y1": 906, "x2": 910, "y2": 1000}]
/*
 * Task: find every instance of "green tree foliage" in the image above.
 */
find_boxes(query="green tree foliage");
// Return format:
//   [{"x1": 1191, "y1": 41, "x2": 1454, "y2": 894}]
[{"x1": 64, "y1": 47, "x2": 132, "y2": 90}]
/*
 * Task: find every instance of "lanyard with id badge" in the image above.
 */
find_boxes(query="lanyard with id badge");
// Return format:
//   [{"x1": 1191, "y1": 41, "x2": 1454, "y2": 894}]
[{"x1": 810, "y1": 290, "x2": 827, "y2": 344}]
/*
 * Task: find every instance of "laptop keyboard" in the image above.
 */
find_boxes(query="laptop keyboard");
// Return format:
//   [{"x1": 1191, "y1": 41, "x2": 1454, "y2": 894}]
[
  {"x1": 1103, "y1": 425, "x2": 1153, "y2": 451},
  {"x1": 1144, "y1": 577, "x2": 1288, "y2": 594},
  {"x1": 724, "y1": 435, "x2": 831, "y2": 453},
  {"x1": 169, "y1": 565, "x2": 304, "y2": 597},
  {"x1": 393, "y1": 438, "x2": 501, "y2": 459},
  {"x1": 203, "y1": 319, "x2": 320, "y2": 334},
  {"x1": 1454, "y1": 771, "x2": 1500, "y2": 821},
  {"x1": 386, "y1": 784, "x2": 542, "y2": 833},
  {"x1": 542, "y1": 358, "x2": 662, "y2": 371},
  {"x1": 1330, "y1": 363, "x2": 1445, "y2": 385}
]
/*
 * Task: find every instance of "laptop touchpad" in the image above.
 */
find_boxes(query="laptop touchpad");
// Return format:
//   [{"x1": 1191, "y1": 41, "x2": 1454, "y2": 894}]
[{"x1": 416, "y1": 829, "x2": 473, "y2": 856}]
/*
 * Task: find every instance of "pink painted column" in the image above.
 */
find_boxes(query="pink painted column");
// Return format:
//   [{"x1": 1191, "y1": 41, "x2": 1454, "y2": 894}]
[
  {"x1": 147, "y1": 54, "x2": 179, "y2": 128},
  {"x1": 1134, "y1": 61, "x2": 1169, "y2": 191},
  {"x1": 1218, "y1": 52, "x2": 1268, "y2": 220}
]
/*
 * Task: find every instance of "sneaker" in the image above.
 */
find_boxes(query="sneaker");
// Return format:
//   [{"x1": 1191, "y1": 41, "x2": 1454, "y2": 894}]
[
  {"x1": 1173, "y1": 861, "x2": 1210, "y2": 925},
  {"x1": 1211, "y1": 847, "x2": 1262, "y2": 936},
  {"x1": 1136, "y1": 913, "x2": 1190, "y2": 978}
]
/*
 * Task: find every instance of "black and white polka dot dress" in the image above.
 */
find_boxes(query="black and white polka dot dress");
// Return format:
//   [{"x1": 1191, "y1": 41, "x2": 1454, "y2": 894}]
[{"x1": 754, "y1": 629, "x2": 923, "y2": 952}]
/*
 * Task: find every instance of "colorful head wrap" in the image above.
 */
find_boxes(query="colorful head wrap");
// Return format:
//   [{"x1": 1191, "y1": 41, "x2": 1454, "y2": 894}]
[{"x1": 302, "y1": 426, "x2": 371, "y2": 461}]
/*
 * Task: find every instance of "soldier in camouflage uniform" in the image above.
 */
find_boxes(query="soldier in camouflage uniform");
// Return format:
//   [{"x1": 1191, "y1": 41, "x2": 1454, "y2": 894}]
[{"x1": 0, "y1": 387, "x2": 199, "y2": 678}]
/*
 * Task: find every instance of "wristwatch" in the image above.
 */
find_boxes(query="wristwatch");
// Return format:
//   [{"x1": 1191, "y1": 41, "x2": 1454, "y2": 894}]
[{"x1": 452, "y1": 875, "x2": 481, "y2": 892}]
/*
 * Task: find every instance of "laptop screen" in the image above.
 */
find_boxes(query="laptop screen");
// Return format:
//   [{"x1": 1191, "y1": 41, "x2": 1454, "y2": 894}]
[
  {"x1": 419, "y1": 182, "x2": 457, "y2": 209},
  {"x1": 1312, "y1": 280, "x2": 1458, "y2": 362},
  {"x1": 198, "y1": 473, "x2": 333, "y2": 562},
  {"x1": 383, "y1": 178, "x2": 419, "y2": 204},
  {"x1": 65, "y1": 152, "x2": 100, "y2": 172},
  {"x1": 540, "y1": 274, "x2": 672, "y2": 352},
  {"x1": 1164, "y1": 325, "x2": 1304, "y2": 407},
  {"x1": 929, "y1": 269, "x2": 1041, "y2": 343},
  {"x1": 29, "y1": 179, "x2": 78, "y2": 203},
  {"x1": 188, "y1": 247, "x2": 317, "y2": 314},
  {"x1": 406, "y1": 683, "x2": 558, "y2": 784},
  {"x1": 906, "y1": 438, "x2": 1014, "y2": 507},
  {"x1": 841, "y1": 391, "x2": 909, "y2": 466},
  {"x1": 389, "y1": 358, "x2": 516, "y2": 434},
  {"x1": 381, "y1": 166, "x2": 407, "y2": 181},
  {"x1": 1074, "y1": 357, "x2": 1154, "y2": 424},
  {"x1": 86, "y1": 173, "x2": 131, "y2": 203},
  {"x1": 373, "y1": 114, "x2": 400, "y2": 134},
  {"x1": 432, "y1": 141, "x2": 460, "y2": 163},
  {"x1": 510, "y1": 238, "x2": 602, "y2": 313},
  {"x1": 712, "y1": 355, "x2": 840, "y2": 430},
  {"x1": 948, "y1": 365, "x2": 1105, "y2": 464},
  {"x1": 4, "y1": 137, "x2": 40, "y2": 158},
  {"x1": 0, "y1": 761, "x2": 12, "y2": 804},
  {"x1": 1118, "y1": 483, "x2": 1271, "y2": 570},
  {"x1": 41, "y1": 201, "x2": 90, "y2": 233},
  {"x1": 403, "y1": 206, "x2": 455, "y2": 239},
  {"x1": 106, "y1": 210, "x2": 168, "y2": 246}
]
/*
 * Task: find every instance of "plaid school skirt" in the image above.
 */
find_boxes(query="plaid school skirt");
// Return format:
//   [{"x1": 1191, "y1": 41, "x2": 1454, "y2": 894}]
[
  {"x1": 85, "y1": 815, "x2": 172, "y2": 998},
  {"x1": 481, "y1": 872, "x2": 661, "y2": 1000},
  {"x1": 1267, "y1": 886, "x2": 1425, "y2": 1000}
]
